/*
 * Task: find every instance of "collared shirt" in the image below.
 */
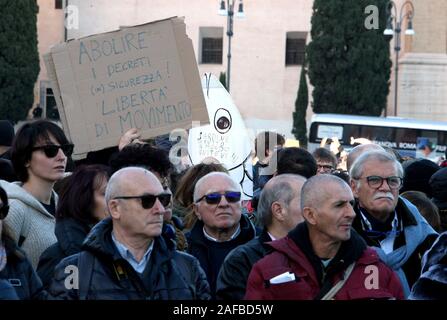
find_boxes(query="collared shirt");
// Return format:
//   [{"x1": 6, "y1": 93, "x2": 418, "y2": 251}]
[
  {"x1": 359, "y1": 209, "x2": 401, "y2": 254},
  {"x1": 111, "y1": 233, "x2": 154, "y2": 274},
  {"x1": 203, "y1": 223, "x2": 241, "y2": 242},
  {"x1": 267, "y1": 232, "x2": 277, "y2": 241}
]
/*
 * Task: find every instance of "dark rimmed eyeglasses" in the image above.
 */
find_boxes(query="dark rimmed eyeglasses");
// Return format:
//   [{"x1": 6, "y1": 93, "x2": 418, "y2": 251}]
[
  {"x1": 113, "y1": 193, "x2": 171, "y2": 209},
  {"x1": 31, "y1": 144, "x2": 74, "y2": 158},
  {"x1": 317, "y1": 164, "x2": 334, "y2": 172},
  {"x1": 195, "y1": 191, "x2": 241, "y2": 205},
  {"x1": 354, "y1": 176, "x2": 403, "y2": 189},
  {"x1": 0, "y1": 202, "x2": 9, "y2": 220}
]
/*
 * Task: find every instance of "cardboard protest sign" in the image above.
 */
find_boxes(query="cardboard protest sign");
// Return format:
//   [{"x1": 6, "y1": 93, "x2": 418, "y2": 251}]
[
  {"x1": 188, "y1": 74, "x2": 254, "y2": 200},
  {"x1": 44, "y1": 17, "x2": 208, "y2": 159}
]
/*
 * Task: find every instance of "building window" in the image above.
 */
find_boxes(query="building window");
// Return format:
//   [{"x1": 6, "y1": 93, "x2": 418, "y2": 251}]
[
  {"x1": 285, "y1": 32, "x2": 307, "y2": 66},
  {"x1": 55, "y1": 0, "x2": 63, "y2": 9},
  {"x1": 40, "y1": 81, "x2": 60, "y2": 120},
  {"x1": 199, "y1": 27, "x2": 223, "y2": 64}
]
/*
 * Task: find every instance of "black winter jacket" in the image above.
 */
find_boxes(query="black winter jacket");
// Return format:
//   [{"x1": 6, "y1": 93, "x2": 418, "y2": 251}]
[
  {"x1": 0, "y1": 238, "x2": 45, "y2": 300},
  {"x1": 186, "y1": 214, "x2": 257, "y2": 298},
  {"x1": 216, "y1": 227, "x2": 272, "y2": 300},
  {"x1": 37, "y1": 218, "x2": 91, "y2": 289},
  {"x1": 47, "y1": 218, "x2": 210, "y2": 300}
]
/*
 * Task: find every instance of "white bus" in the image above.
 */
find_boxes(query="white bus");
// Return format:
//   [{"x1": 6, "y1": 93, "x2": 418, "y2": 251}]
[{"x1": 308, "y1": 114, "x2": 447, "y2": 160}]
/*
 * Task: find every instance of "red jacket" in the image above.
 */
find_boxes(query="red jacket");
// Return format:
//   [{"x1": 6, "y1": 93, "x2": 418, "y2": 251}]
[{"x1": 245, "y1": 227, "x2": 404, "y2": 300}]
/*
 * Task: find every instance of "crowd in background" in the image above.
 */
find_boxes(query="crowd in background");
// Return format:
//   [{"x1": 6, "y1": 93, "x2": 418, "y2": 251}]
[{"x1": 0, "y1": 119, "x2": 446, "y2": 300}]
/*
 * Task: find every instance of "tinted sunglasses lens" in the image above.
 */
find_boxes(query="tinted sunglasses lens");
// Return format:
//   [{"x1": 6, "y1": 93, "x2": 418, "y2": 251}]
[
  {"x1": 225, "y1": 192, "x2": 241, "y2": 202},
  {"x1": 43, "y1": 145, "x2": 60, "y2": 158},
  {"x1": 158, "y1": 194, "x2": 171, "y2": 207},
  {"x1": 140, "y1": 195, "x2": 157, "y2": 209},
  {"x1": 62, "y1": 144, "x2": 74, "y2": 157},
  {"x1": 204, "y1": 193, "x2": 222, "y2": 204}
]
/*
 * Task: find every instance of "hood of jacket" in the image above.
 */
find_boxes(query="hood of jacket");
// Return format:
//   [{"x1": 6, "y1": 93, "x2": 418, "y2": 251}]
[{"x1": 0, "y1": 180, "x2": 57, "y2": 219}]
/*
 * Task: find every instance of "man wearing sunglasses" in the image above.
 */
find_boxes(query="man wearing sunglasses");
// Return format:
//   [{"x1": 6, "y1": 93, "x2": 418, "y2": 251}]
[
  {"x1": 48, "y1": 167, "x2": 210, "y2": 300},
  {"x1": 217, "y1": 174, "x2": 306, "y2": 300},
  {"x1": 349, "y1": 151, "x2": 438, "y2": 298},
  {"x1": 187, "y1": 172, "x2": 257, "y2": 299}
]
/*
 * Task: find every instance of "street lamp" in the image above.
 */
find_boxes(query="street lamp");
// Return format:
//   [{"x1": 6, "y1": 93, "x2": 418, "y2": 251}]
[
  {"x1": 384, "y1": 0, "x2": 415, "y2": 117},
  {"x1": 218, "y1": 0, "x2": 245, "y2": 92}
]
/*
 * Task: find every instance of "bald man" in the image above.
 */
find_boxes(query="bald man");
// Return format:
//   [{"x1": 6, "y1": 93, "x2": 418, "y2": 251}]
[
  {"x1": 347, "y1": 143, "x2": 385, "y2": 173},
  {"x1": 245, "y1": 174, "x2": 404, "y2": 300},
  {"x1": 216, "y1": 174, "x2": 306, "y2": 300},
  {"x1": 48, "y1": 167, "x2": 210, "y2": 300},
  {"x1": 187, "y1": 172, "x2": 257, "y2": 298}
]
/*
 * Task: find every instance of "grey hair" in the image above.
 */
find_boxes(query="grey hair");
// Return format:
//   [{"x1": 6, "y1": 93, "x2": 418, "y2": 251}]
[
  {"x1": 258, "y1": 174, "x2": 306, "y2": 227},
  {"x1": 349, "y1": 151, "x2": 404, "y2": 182},
  {"x1": 105, "y1": 166, "x2": 156, "y2": 204},
  {"x1": 193, "y1": 171, "x2": 241, "y2": 203},
  {"x1": 300, "y1": 174, "x2": 350, "y2": 210}
]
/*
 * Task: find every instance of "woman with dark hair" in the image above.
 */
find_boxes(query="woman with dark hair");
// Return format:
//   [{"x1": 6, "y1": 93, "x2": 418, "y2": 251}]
[
  {"x1": 37, "y1": 164, "x2": 109, "y2": 288},
  {"x1": 0, "y1": 120, "x2": 73, "y2": 268},
  {"x1": 0, "y1": 186, "x2": 45, "y2": 300}
]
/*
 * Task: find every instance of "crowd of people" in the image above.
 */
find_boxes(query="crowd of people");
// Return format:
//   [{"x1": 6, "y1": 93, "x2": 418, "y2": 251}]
[{"x1": 0, "y1": 119, "x2": 446, "y2": 300}]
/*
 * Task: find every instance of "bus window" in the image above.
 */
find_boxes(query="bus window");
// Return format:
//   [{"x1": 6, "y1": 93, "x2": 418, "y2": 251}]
[{"x1": 308, "y1": 114, "x2": 447, "y2": 164}]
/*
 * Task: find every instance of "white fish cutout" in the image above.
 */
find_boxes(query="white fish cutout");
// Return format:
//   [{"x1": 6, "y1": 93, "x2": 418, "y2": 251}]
[{"x1": 188, "y1": 74, "x2": 253, "y2": 200}]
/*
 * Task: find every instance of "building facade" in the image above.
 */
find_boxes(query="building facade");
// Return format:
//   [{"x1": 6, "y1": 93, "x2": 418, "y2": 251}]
[{"x1": 34, "y1": 0, "x2": 447, "y2": 140}]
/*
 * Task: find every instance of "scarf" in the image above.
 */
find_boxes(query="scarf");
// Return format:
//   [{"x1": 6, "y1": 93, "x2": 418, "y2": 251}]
[{"x1": 374, "y1": 198, "x2": 437, "y2": 298}]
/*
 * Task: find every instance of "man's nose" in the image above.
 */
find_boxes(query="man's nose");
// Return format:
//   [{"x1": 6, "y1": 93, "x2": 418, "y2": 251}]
[
  {"x1": 345, "y1": 205, "x2": 356, "y2": 219},
  {"x1": 217, "y1": 195, "x2": 229, "y2": 206},
  {"x1": 152, "y1": 198, "x2": 165, "y2": 213}
]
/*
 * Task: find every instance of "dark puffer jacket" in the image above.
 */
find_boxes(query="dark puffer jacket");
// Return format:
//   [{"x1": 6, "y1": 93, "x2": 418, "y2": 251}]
[
  {"x1": 0, "y1": 237, "x2": 45, "y2": 300},
  {"x1": 186, "y1": 214, "x2": 257, "y2": 298},
  {"x1": 216, "y1": 228, "x2": 272, "y2": 300},
  {"x1": 47, "y1": 218, "x2": 210, "y2": 300},
  {"x1": 37, "y1": 218, "x2": 91, "y2": 289}
]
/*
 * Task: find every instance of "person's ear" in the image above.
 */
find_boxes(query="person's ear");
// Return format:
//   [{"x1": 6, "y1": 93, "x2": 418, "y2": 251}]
[
  {"x1": 302, "y1": 207, "x2": 317, "y2": 226},
  {"x1": 193, "y1": 203, "x2": 202, "y2": 220},
  {"x1": 108, "y1": 199, "x2": 120, "y2": 219},
  {"x1": 350, "y1": 179, "x2": 359, "y2": 198},
  {"x1": 271, "y1": 201, "x2": 285, "y2": 221}
]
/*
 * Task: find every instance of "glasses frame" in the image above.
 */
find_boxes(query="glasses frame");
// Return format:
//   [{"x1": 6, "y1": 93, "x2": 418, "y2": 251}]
[
  {"x1": 317, "y1": 164, "x2": 334, "y2": 172},
  {"x1": 355, "y1": 175, "x2": 403, "y2": 189},
  {"x1": 31, "y1": 144, "x2": 74, "y2": 158},
  {"x1": 195, "y1": 191, "x2": 242, "y2": 205},
  {"x1": 113, "y1": 193, "x2": 171, "y2": 209}
]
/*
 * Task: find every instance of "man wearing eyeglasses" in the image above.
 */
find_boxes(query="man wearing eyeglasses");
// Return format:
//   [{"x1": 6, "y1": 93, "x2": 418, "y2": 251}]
[
  {"x1": 48, "y1": 167, "x2": 210, "y2": 300},
  {"x1": 349, "y1": 151, "x2": 438, "y2": 298},
  {"x1": 245, "y1": 175, "x2": 404, "y2": 300},
  {"x1": 187, "y1": 172, "x2": 257, "y2": 299}
]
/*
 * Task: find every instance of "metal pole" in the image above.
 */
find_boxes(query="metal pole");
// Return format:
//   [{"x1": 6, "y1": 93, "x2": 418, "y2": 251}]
[
  {"x1": 226, "y1": 0, "x2": 234, "y2": 92},
  {"x1": 394, "y1": 21, "x2": 401, "y2": 117}
]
